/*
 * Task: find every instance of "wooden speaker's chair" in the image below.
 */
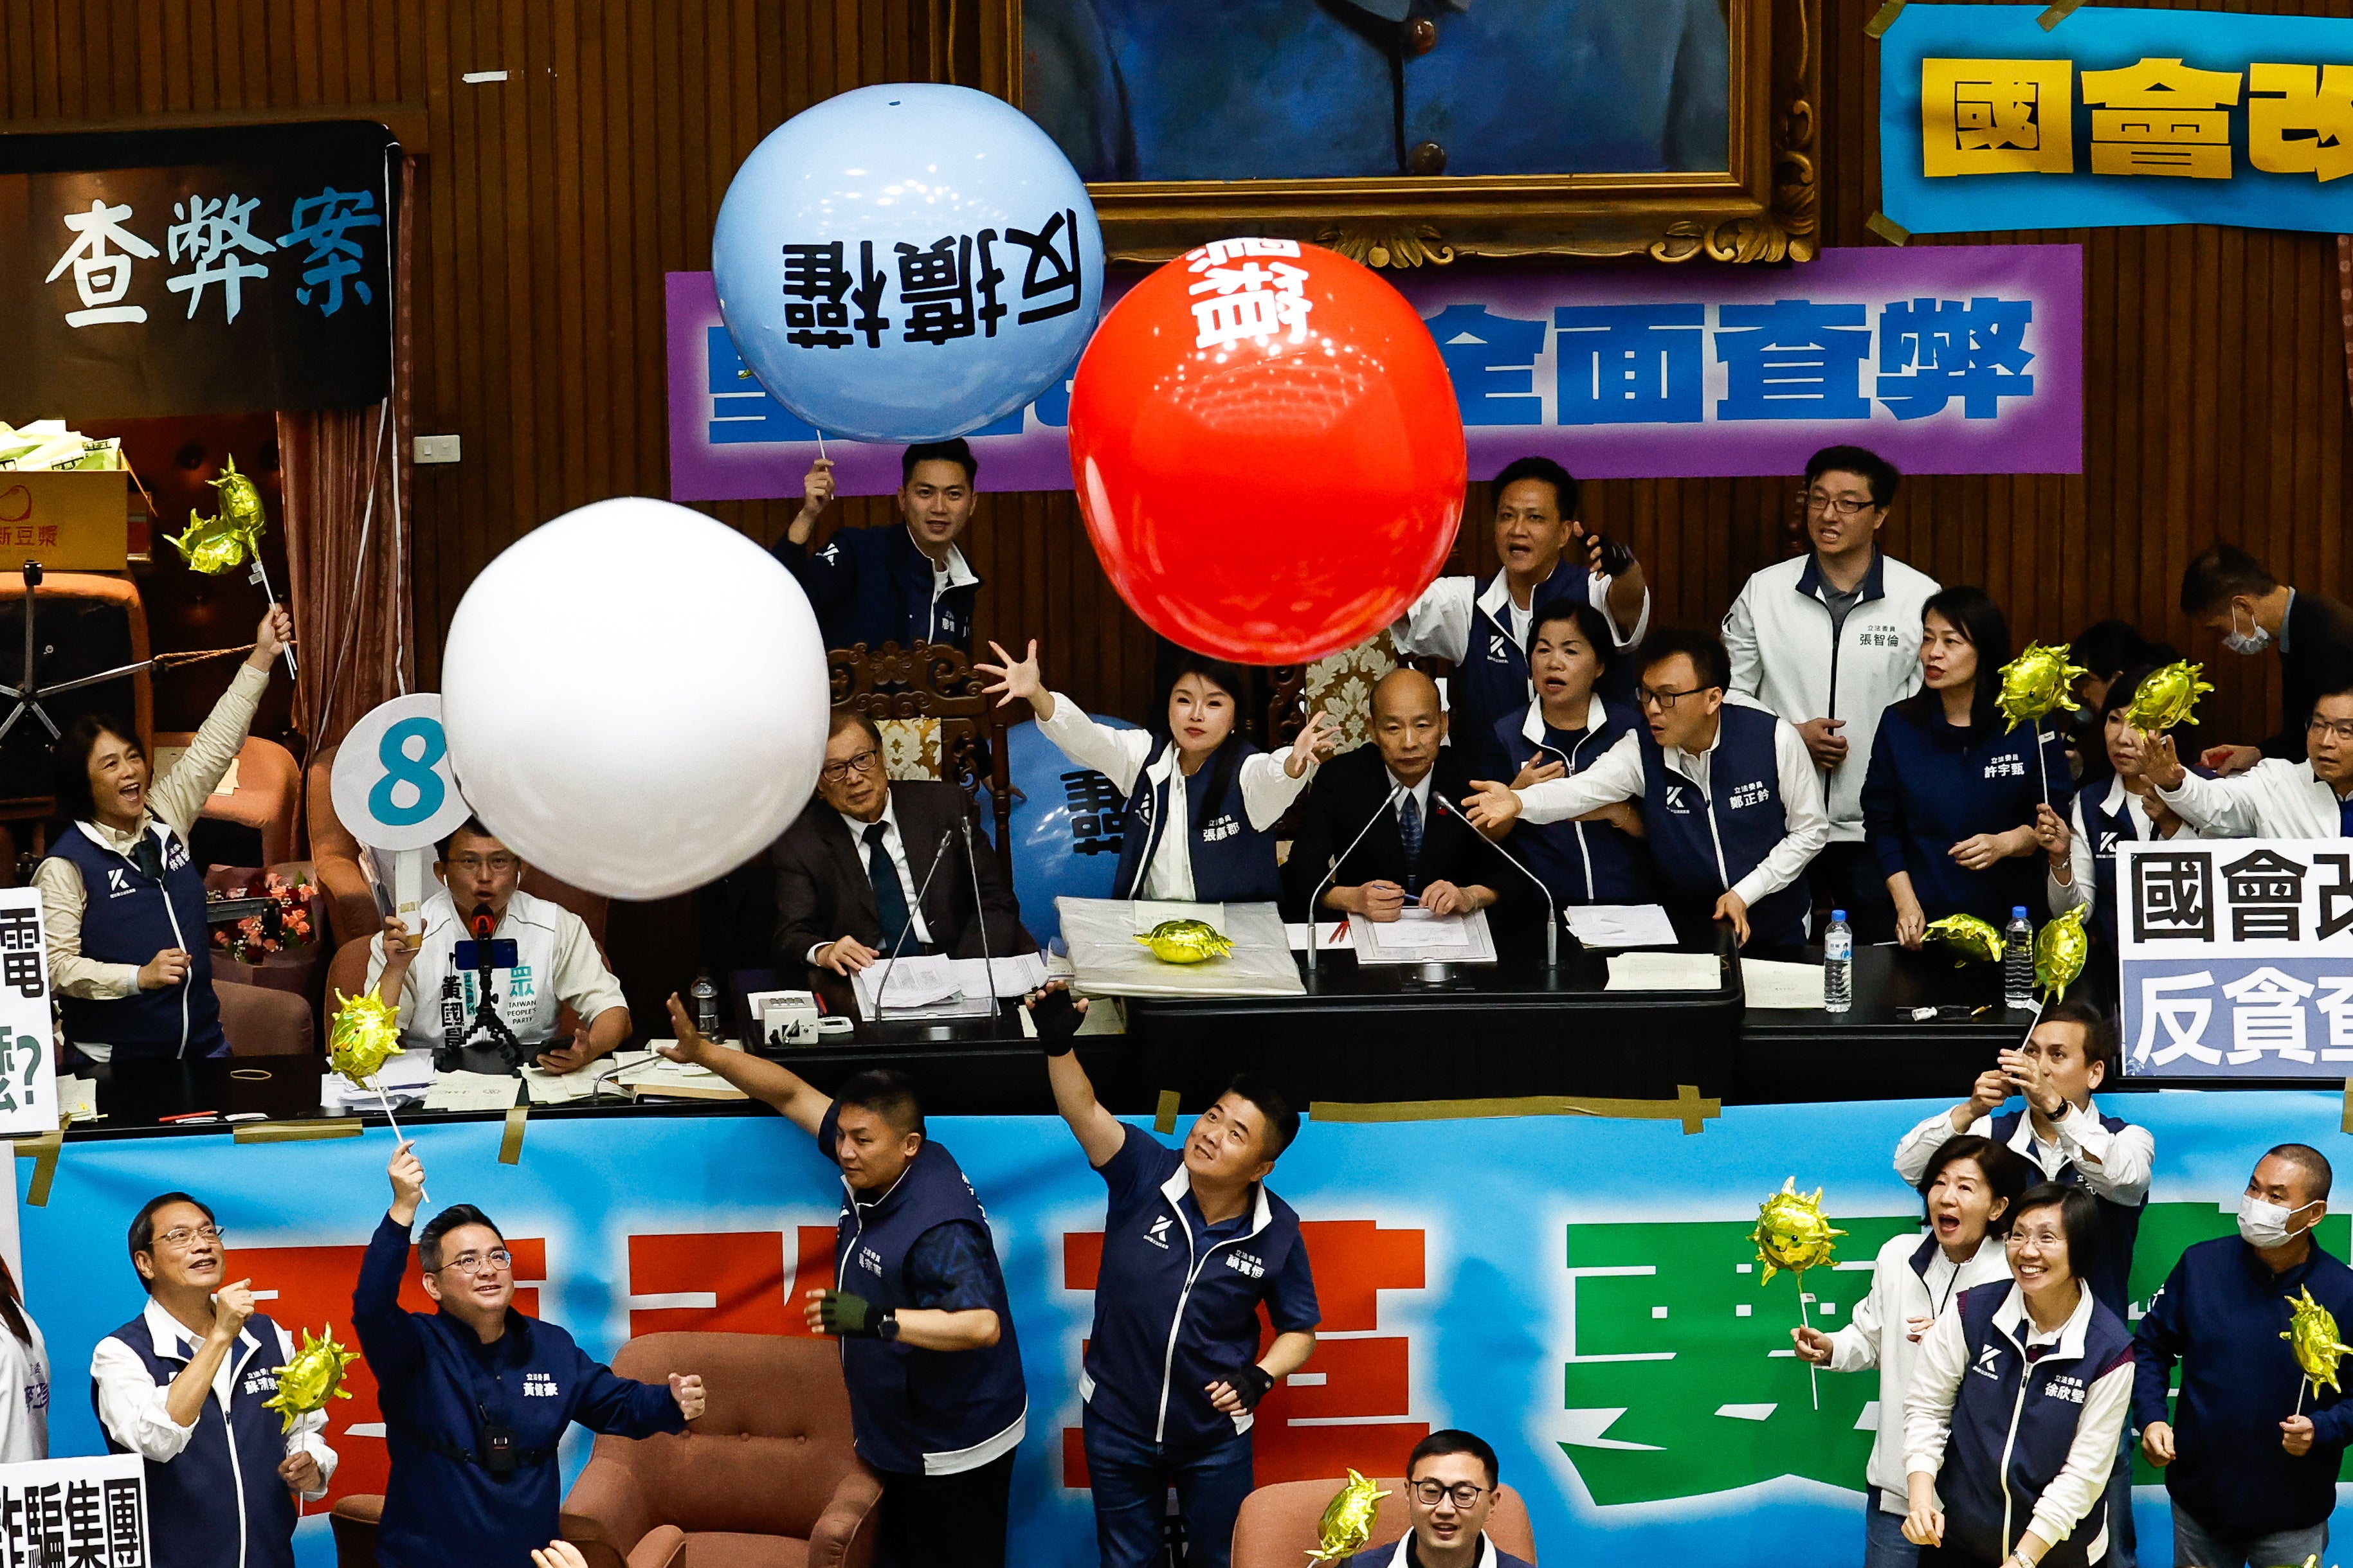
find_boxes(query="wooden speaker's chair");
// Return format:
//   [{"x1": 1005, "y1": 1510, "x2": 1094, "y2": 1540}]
[{"x1": 828, "y1": 641, "x2": 1013, "y2": 880}]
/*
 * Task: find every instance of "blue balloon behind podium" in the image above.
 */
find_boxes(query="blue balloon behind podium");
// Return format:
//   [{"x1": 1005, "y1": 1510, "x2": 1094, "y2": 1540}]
[
  {"x1": 711, "y1": 82, "x2": 1104, "y2": 445},
  {"x1": 982, "y1": 716, "x2": 1138, "y2": 944}
]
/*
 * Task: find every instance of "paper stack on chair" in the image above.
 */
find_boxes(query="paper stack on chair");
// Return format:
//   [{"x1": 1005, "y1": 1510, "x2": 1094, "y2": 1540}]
[{"x1": 322, "y1": 1047, "x2": 435, "y2": 1110}]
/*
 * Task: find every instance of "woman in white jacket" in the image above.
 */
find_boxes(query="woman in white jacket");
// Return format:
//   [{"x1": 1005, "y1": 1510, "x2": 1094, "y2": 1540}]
[{"x1": 1795, "y1": 1135, "x2": 2028, "y2": 1567}]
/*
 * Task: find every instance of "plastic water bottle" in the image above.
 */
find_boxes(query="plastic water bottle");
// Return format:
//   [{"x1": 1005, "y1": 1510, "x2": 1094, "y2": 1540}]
[
  {"x1": 1822, "y1": 910, "x2": 1853, "y2": 1014},
  {"x1": 2003, "y1": 907, "x2": 2035, "y2": 1011},
  {"x1": 691, "y1": 969, "x2": 721, "y2": 1040}
]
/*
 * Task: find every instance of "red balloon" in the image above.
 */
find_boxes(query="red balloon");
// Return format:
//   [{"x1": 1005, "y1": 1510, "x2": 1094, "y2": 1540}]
[{"x1": 1067, "y1": 239, "x2": 1466, "y2": 664}]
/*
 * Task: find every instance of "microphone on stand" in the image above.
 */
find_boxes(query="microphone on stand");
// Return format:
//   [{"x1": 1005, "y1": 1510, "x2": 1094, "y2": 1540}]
[
  {"x1": 469, "y1": 903, "x2": 497, "y2": 941},
  {"x1": 869, "y1": 826, "x2": 960, "y2": 1016},
  {"x1": 1303, "y1": 784, "x2": 1408, "y2": 974},
  {"x1": 1430, "y1": 793, "x2": 1561, "y2": 973},
  {"x1": 958, "y1": 815, "x2": 1001, "y2": 1009}
]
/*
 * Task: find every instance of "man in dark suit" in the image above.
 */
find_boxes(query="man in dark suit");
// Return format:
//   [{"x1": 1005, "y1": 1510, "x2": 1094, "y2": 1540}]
[
  {"x1": 2181, "y1": 542, "x2": 2353, "y2": 773},
  {"x1": 1282, "y1": 669, "x2": 1504, "y2": 923},
  {"x1": 777, "y1": 712, "x2": 1031, "y2": 975}
]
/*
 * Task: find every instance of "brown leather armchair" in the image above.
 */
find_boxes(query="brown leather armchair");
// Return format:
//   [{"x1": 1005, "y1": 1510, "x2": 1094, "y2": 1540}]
[
  {"x1": 154, "y1": 731, "x2": 302, "y2": 869},
  {"x1": 561, "y1": 1331, "x2": 880, "y2": 1568},
  {"x1": 1230, "y1": 1478, "x2": 1538, "y2": 1568}
]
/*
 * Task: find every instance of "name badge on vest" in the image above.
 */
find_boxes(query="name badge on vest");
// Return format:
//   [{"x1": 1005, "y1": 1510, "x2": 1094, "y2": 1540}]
[
  {"x1": 1201, "y1": 813, "x2": 1240, "y2": 843},
  {"x1": 1725, "y1": 780, "x2": 1769, "y2": 811}
]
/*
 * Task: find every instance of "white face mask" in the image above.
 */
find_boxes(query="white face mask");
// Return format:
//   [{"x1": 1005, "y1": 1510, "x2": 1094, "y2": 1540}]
[
  {"x1": 2222, "y1": 605, "x2": 2273, "y2": 656},
  {"x1": 2237, "y1": 1191, "x2": 2320, "y2": 1250}
]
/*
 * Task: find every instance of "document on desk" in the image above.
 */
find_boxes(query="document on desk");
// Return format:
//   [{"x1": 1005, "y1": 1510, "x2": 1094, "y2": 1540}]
[
  {"x1": 1742, "y1": 957, "x2": 1827, "y2": 1010},
  {"x1": 522, "y1": 1049, "x2": 650, "y2": 1105},
  {"x1": 322, "y1": 1047, "x2": 436, "y2": 1109},
  {"x1": 955, "y1": 952, "x2": 1051, "y2": 998},
  {"x1": 1349, "y1": 908, "x2": 1498, "y2": 965},
  {"x1": 422, "y1": 1072, "x2": 523, "y2": 1112},
  {"x1": 855, "y1": 954, "x2": 961, "y2": 1012},
  {"x1": 1604, "y1": 951, "x2": 1722, "y2": 991},
  {"x1": 58, "y1": 1074, "x2": 99, "y2": 1125},
  {"x1": 1562, "y1": 903, "x2": 1679, "y2": 950},
  {"x1": 850, "y1": 955, "x2": 1024, "y2": 1020},
  {"x1": 612, "y1": 1052, "x2": 750, "y2": 1101}
]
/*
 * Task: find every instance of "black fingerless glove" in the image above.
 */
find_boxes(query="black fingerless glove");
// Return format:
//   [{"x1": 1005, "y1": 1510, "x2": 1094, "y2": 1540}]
[
  {"x1": 1594, "y1": 534, "x2": 1636, "y2": 578},
  {"x1": 1231, "y1": 1364, "x2": 1275, "y2": 1410},
  {"x1": 1030, "y1": 987, "x2": 1083, "y2": 1052},
  {"x1": 818, "y1": 1290, "x2": 878, "y2": 1337}
]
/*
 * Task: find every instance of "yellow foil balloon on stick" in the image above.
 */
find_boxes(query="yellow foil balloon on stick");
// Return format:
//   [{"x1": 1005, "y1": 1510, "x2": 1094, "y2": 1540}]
[
  {"x1": 164, "y1": 454, "x2": 296, "y2": 679},
  {"x1": 330, "y1": 989, "x2": 425, "y2": 1197},
  {"x1": 1752, "y1": 1178, "x2": 1846, "y2": 1410},
  {"x1": 1997, "y1": 642, "x2": 2085, "y2": 804},
  {"x1": 1925, "y1": 913, "x2": 2004, "y2": 967},
  {"x1": 262, "y1": 1326, "x2": 360, "y2": 1433},
  {"x1": 1306, "y1": 1470, "x2": 1392, "y2": 1563},
  {"x1": 2284, "y1": 1286, "x2": 2353, "y2": 1415},
  {"x1": 2123, "y1": 660, "x2": 2216, "y2": 736},
  {"x1": 1136, "y1": 919, "x2": 1235, "y2": 964},
  {"x1": 2035, "y1": 905, "x2": 2089, "y2": 1002}
]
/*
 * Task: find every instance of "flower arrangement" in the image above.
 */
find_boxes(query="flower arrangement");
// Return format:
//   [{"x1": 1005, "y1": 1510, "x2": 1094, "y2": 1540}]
[{"x1": 211, "y1": 871, "x2": 317, "y2": 965}]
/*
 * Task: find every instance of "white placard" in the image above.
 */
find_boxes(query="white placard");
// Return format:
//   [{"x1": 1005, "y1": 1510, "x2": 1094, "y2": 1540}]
[
  {"x1": 0, "y1": 890, "x2": 57, "y2": 1139},
  {"x1": 330, "y1": 694, "x2": 472, "y2": 852},
  {"x1": 0, "y1": 1452, "x2": 148, "y2": 1565}
]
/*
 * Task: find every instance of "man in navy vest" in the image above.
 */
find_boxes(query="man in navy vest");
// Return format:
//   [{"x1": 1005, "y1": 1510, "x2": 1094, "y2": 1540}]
[
  {"x1": 2136, "y1": 1144, "x2": 2353, "y2": 1568},
  {"x1": 1043, "y1": 1038, "x2": 1318, "y2": 1568},
  {"x1": 1392, "y1": 456, "x2": 1649, "y2": 753},
  {"x1": 658, "y1": 999, "x2": 1026, "y2": 1568},
  {"x1": 774, "y1": 440, "x2": 983, "y2": 653},
  {"x1": 1463, "y1": 629, "x2": 1829, "y2": 950},
  {"x1": 357, "y1": 1144, "x2": 704, "y2": 1568},
  {"x1": 91, "y1": 1191, "x2": 337, "y2": 1568},
  {"x1": 1332, "y1": 1429, "x2": 1534, "y2": 1568}
]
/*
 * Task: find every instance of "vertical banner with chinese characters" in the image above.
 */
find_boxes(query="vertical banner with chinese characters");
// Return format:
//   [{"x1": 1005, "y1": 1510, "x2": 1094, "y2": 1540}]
[
  {"x1": 0, "y1": 122, "x2": 396, "y2": 419},
  {"x1": 0, "y1": 892, "x2": 54, "y2": 1139},
  {"x1": 23, "y1": 1095, "x2": 2345, "y2": 1565},
  {"x1": 668, "y1": 244, "x2": 2083, "y2": 498},
  {"x1": 0, "y1": 1453, "x2": 147, "y2": 1567},
  {"x1": 1882, "y1": 5, "x2": 2353, "y2": 237},
  {"x1": 2119, "y1": 838, "x2": 2353, "y2": 1079}
]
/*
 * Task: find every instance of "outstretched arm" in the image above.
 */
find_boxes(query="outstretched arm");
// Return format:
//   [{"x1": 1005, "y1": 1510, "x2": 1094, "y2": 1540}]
[
  {"x1": 658, "y1": 996, "x2": 829, "y2": 1136},
  {"x1": 1047, "y1": 1049, "x2": 1125, "y2": 1168}
]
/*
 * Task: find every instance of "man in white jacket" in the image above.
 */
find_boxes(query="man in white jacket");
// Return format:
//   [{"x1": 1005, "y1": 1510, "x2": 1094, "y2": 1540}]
[
  {"x1": 1722, "y1": 446, "x2": 1939, "y2": 941},
  {"x1": 1795, "y1": 1134, "x2": 2024, "y2": 1568},
  {"x1": 2120, "y1": 677, "x2": 2353, "y2": 840}
]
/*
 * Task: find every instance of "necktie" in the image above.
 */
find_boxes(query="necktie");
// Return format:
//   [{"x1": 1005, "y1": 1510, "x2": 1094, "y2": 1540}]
[
  {"x1": 1397, "y1": 792, "x2": 1423, "y2": 893},
  {"x1": 863, "y1": 822, "x2": 914, "y2": 952}
]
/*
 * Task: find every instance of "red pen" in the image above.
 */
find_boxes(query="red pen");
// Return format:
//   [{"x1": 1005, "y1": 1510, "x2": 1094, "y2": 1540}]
[{"x1": 159, "y1": 1111, "x2": 220, "y2": 1123}]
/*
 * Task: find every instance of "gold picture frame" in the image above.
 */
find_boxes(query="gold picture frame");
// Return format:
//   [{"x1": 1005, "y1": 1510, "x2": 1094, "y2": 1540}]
[{"x1": 977, "y1": 0, "x2": 1819, "y2": 267}]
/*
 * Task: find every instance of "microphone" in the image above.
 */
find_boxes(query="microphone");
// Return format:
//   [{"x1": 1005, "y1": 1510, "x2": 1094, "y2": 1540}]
[
  {"x1": 957, "y1": 814, "x2": 1002, "y2": 1007},
  {"x1": 1303, "y1": 783, "x2": 1407, "y2": 974},
  {"x1": 469, "y1": 903, "x2": 497, "y2": 941},
  {"x1": 869, "y1": 825, "x2": 960, "y2": 1016},
  {"x1": 1430, "y1": 793, "x2": 1560, "y2": 972}
]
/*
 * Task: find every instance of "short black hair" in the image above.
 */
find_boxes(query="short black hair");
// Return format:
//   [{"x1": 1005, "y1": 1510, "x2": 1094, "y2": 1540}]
[
  {"x1": 2264, "y1": 1142, "x2": 2335, "y2": 1203},
  {"x1": 1408, "y1": 1428, "x2": 1500, "y2": 1489},
  {"x1": 1804, "y1": 445, "x2": 1900, "y2": 509},
  {"x1": 902, "y1": 438, "x2": 977, "y2": 487},
  {"x1": 419, "y1": 1204, "x2": 504, "y2": 1274},
  {"x1": 435, "y1": 816, "x2": 501, "y2": 862},
  {"x1": 128, "y1": 1191, "x2": 213, "y2": 1292},
  {"x1": 1916, "y1": 586, "x2": 2012, "y2": 732},
  {"x1": 2179, "y1": 541, "x2": 2278, "y2": 615},
  {"x1": 1635, "y1": 628, "x2": 1732, "y2": 694},
  {"x1": 827, "y1": 708, "x2": 885, "y2": 752},
  {"x1": 1525, "y1": 600, "x2": 1620, "y2": 676},
  {"x1": 2070, "y1": 620, "x2": 2150, "y2": 682},
  {"x1": 836, "y1": 1069, "x2": 925, "y2": 1139},
  {"x1": 1491, "y1": 456, "x2": 1579, "y2": 519},
  {"x1": 2010, "y1": 1182, "x2": 2103, "y2": 1285},
  {"x1": 53, "y1": 712, "x2": 142, "y2": 824},
  {"x1": 1918, "y1": 1135, "x2": 2031, "y2": 1236},
  {"x1": 2035, "y1": 996, "x2": 2117, "y2": 1076},
  {"x1": 1223, "y1": 1072, "x2": 1299, "y2": 1159}
]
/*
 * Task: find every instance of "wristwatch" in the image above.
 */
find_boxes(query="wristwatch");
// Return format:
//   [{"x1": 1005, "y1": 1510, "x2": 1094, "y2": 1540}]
[{"x1": 877, "y1": 1310, "x2": 902, "y2": 1343}]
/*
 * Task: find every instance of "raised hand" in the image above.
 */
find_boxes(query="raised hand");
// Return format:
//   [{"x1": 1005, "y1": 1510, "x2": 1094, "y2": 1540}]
[
  {"x1": 975, "y1": 640, "x2": 1043, "y2": 708},
  {"x1": 1286, "y1": 711, "x2": 1338, "y2": 777}
]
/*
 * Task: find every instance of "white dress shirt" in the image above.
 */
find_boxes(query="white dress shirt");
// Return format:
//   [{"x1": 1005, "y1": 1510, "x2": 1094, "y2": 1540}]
[
  {"x1": 1892, "y1": 1095, "x2": 2154, "y2": 1207},
  {"x1": 2046, "y1": 779, "x2": 2203, "y2": 917},
  {"x1": 809, "y1": 795, "x2": 936, "y2": 963},
  {"x1": 1511, "y1": 698, "x2": 1830, "y2": 908},
  {"x1": 1902, "y1": 1282, "x2": 2132, "y2": 1558},
  {"x1": 2158, "y1": 757, "x2": 2352, "y2": 840},
  {"x1": 927, "y1": 542, "x2": 979, "y2": 640},
  {"x1": 1033, "y1": 692, "x2": 1313, "y2": 903},
  {"x1": 92, "y1": 1299, "x2": 336, "y2": 1500},
  {"x1": 1392, "y1": 564, "x2": 1652, "y2": 667}
]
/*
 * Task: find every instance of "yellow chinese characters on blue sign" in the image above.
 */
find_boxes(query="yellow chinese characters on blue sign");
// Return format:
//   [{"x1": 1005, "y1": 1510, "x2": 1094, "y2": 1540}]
[{"x1": 1885, "y1": 5, "x2": 2353, "y2": 235}]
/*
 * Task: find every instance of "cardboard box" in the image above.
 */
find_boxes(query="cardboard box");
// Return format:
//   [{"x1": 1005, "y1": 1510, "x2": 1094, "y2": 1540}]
[{"x1": 0, "y1": 471, "x2": 128, "y2": 571}]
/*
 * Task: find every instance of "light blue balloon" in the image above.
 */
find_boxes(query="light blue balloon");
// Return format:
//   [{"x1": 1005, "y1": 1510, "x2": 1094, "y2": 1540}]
[
  {"x1": 980, "y1": 716, "x2": 1137, "y2": 944},
  {"x1": 711, "y1": 83, "x2": 1104, "y2": 446}
]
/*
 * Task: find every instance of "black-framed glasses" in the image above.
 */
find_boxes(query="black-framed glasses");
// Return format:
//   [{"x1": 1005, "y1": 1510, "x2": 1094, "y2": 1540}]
[
  {"x1": 1635, "y1": 685, "x2": 1710, "y2": 711},
  {"x1": 439, "y1": 1248, "x2": 513, "y2": 1277},
  {"x1": 821, "y1": 750, "x2": 882, "y2": 782},
  {"x1": 1803, "y1": 492, "x2": 1878, "y2": 517},
  {"x1": 1409, "y1": 1480, "x2": 1489, "y2": 1509}
]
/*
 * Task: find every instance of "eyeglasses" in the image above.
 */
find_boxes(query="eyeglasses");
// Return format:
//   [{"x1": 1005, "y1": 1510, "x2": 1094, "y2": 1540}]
[
  {"x1": 821, "y1": 750, "x2": 881, "y2": 782},
  {"x1": 447, "y1": 854, "x2": 518, "y2": 876},
  {"x1": 156, "y1": 1225, "x2": 224, "y2": 1248},
  {"x1": 1409, "y1": 1481, "x2": 1490, "y2": 1509},
  {"x1": 439, "y1": 1248, "x2": 513, "y2": 1277},
  {"x1": 2307, "y1": 716, "x2": 2353, "y2": 743},
  {"x1": 1804, "y1": 492, "x2": 1878, "y2": 517},
  {"x1": 1635, "y1": 685, "x2": 1711, "y2": 711}
]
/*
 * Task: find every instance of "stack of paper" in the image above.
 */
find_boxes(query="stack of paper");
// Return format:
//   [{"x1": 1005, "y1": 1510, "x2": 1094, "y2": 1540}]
[
  {"x1": 521, "y1": 1049, "x2": 651, "y2": 1106},
  {"x1": 422, "y1": 1072, "x2": 523, "y2": 1112},
  {"x1": 1563, "y1": 904, "x2": 1679, "y2": 950},
  {"x1": 851, "y1": 954, "x2": 1044, "y2": 1020},
  {"x1": 58, "y1": 1076, "x2": 100, "y2": 1126},
  {"x1": 1604, "y1": 951, "x2": 1723, "y2": 992},
  {"x1": 1348, "y1": 908, "x2": 1498, "y2": 964},
  {"x1": 1742, "y1": 957, "x2": 1828, "y2": 1010},
  {"x1": 322, "y1": 1048, "x2": 435, "y2": 1110},
  {"x1": 611, "y1": 1052, "x2": 748, "y2": 1101}
]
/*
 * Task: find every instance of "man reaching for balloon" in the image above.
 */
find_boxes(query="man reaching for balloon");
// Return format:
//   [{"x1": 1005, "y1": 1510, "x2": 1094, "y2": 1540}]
[{"x1": 774, "y1": 440, "x2": 985, "y2": 654}]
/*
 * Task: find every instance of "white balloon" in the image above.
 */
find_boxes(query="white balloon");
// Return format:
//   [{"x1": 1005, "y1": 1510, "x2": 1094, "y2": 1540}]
[{"x1": 441, "y1": 498, "x2": 830, "y2": 901}]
